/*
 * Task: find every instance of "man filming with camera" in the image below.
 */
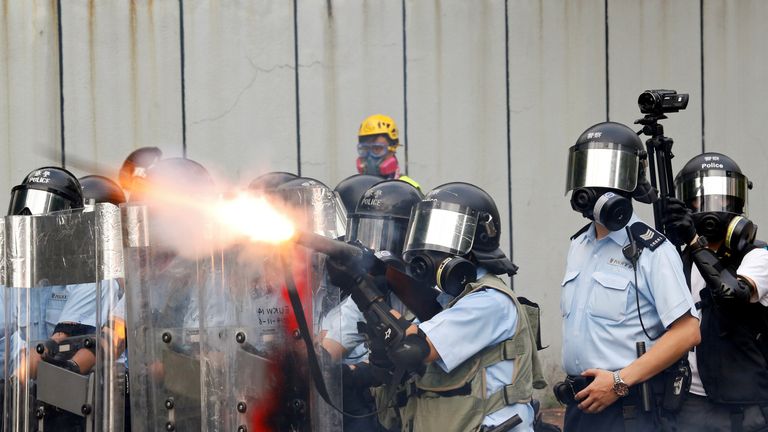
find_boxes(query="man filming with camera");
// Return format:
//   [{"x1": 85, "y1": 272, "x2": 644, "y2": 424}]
[
  {"x1": 663, "y1": 152, "x2": 768, "y2": 432},
  {"x1": 559, "y1": 121, "x2": 700, "y2": 431}
]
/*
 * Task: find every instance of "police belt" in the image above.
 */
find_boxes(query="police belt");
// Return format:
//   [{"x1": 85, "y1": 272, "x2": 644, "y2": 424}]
[{"x1": 563, "y1": 375, "x2": 651, "y2": 407}]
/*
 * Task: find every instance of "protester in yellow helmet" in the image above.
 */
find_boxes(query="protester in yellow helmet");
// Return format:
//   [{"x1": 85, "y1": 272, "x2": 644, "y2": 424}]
[{"x1": 357, "y1": 114, "x2": 402, "y2": 179}]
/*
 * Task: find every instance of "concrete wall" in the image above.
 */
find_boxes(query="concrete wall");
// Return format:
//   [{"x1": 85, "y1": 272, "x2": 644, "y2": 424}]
[{"x1": 3, "y1": 0, "x2": 767, "y2": 399}]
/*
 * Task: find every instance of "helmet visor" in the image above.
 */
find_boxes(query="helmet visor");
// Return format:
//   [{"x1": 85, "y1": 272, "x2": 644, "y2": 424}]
[
  {"x1": 7, "y1": 187, "x2": 75, "y2": 216},
  {"x1": 566, "y1": 144, "x2": 640, "y2": 193},
  {"x1": 278, "y1": 186, "x2": 347, "y2": 239},
  {"x1": 676, "y1": 172, "x2": 749, "y2": 215},
  {"x1": 347, "y1": 215, "x2": 409, "y2": 256},
  {"x1": 403, "y1": 201, "x2": 478, "y2": 259}
]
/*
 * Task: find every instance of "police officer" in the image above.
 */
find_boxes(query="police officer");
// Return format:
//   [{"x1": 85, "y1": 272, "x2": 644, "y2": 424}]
[
  {"x1": 118, "y1": 146, "x2": 162, "y2": 199},
  {"x1": 321, "y1": 179, "x2": 423, "y2": 431},
  {"x1": 663, "y1": 152, "x2": 768, "y2": 431},
  {"x1": 333, "y1": 174, "x2": 383, "y2": 215},
  {"x1": 5, "y1": 166, "x2": 123, "y2": 431},
  {"x1": 560, "y1": 122, "x2": 700, "y2": 431},
  {"x1": 328, "y1": 182, "x2": 544, "y2": 432},
  {"x1": 6, "y1": 167, "x2": 109, "y2": 376}
]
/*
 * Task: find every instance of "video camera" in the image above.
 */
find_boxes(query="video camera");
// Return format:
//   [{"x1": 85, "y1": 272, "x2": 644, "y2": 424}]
[{"x1": 638, "y1": 89, "x2": 689, "y2": 115}]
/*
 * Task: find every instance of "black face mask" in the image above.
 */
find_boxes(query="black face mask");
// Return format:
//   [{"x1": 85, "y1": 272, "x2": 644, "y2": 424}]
[
  {"x1": 693, "y1": 211, "x2": 731, "y2": 241},
  {"x1": 695, "y1": 212, "x2": 758, "y2": 255},
  {"x1": 407, "y1": 251, "x2": 477, "y2": 297},
  {"x1": 570, "y1": 188, "x2": 633, "y2": 232}
]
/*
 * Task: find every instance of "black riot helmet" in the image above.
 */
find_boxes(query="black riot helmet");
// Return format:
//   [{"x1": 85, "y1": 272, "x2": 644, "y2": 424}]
[
  {"x1": 276, "y1": 177, "x2": 347, "y2": 239},
  {"x1": 333, "y1": 174, "x2": 383, "y2": 214},
  {"x1": 403, "y1": 182, "x2": 517, "y2": 295},
  {"x1": 566, "y1": 121, "x2": 652, "y2": 231},
  {"x1": 80, "y1": 175, "x2": 127, "y2": 206},
  {"x1": 248, "y1": 171, "x2": 298, "y2": 193},
  {"x1": 675, "y1": 152, "x2": 755, "y2": 248},
  {"x1": 8, "y1": 167, "x2": 84, "y2": 216},
  {"x1": 119, "y1": 147, "x2": 163, "y2": 193},
  {"x1": 347, "y1": 180, "x2": 423, "y2": 256}
]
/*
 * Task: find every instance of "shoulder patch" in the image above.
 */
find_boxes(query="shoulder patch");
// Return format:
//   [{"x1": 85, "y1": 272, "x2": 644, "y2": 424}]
[
  {"x1": 629, "y1": 222, "x2": 666, "y2": 251},
  {"x1": 570, "y1": 223, "x2": 591, "y2": 240}
]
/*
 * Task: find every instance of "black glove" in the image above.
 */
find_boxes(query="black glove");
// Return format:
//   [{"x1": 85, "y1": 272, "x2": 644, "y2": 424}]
[
  {"x1": 662, "y1": 197, "x2": 697, "y2": 246},
  {"x1": 342, "y1": 362, "x2": 384, "y2": 389},
  {"x1": 325, "y1": 256, "x2": 365, "y2": 292}
]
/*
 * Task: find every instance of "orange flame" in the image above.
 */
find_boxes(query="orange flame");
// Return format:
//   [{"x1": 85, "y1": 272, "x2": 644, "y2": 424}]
[{"x1": 213, "y1": 193, "x2": 296, "y2": 244}]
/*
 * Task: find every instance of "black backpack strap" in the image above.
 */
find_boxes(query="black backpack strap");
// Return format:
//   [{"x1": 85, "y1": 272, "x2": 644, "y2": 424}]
[{"x1": 570, "y1": 223, "x2": 591, "y2": 240}]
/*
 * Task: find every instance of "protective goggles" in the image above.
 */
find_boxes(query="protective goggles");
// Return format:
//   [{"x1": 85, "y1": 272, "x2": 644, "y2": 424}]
[
  {"x1": 357, "y1": 142, "x2": 389, "y2": 158},
  {"x1": 565, "y1": 143, "x2": 641, "y2": 193},
  {"x1": 403, "y1": 200, "x2": 479, "y2": 260},
  {"x1": 7, "y1": 187, "x2": 77, "y2": 216},
  {"x1": 676, "y1": 171, "x2": 749, "y2": 215},
  {"x1": 347, "y1": 215, "x2": 409, "y2": 256}
]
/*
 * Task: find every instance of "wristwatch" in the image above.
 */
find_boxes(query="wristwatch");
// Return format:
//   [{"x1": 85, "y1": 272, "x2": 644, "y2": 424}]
[{"x1": 612, "y1": 370, "x2": 630, "y2": 397}]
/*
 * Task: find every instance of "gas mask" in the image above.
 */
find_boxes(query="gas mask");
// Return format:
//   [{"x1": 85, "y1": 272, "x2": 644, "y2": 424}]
[
  {"x1": 570, "y1": 188, "x2": 633, "y2": 232},
  {"x1": 407, "y1": 250, "x2": 477, "y2": 297},
  {"x1": 694, "y1": 212, "x2": 757, "y2": 256},
  {"x1": 356, "y1": 154, "x2": 400, "y2": 179}
]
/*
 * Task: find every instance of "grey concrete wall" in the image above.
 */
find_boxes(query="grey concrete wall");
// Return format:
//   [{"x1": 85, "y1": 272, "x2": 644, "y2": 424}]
[{"x1": 2, "y1": 0, "x2": 767, "y2": 399}]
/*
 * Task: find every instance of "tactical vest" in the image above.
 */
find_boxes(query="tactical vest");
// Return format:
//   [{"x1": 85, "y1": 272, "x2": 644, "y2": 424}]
[
  {"x1": 399, "y1": 274, "x2": 547, "y2": 432},
  {"x1": 686, "y1": 243, "x2": 768, "y2": 404}
]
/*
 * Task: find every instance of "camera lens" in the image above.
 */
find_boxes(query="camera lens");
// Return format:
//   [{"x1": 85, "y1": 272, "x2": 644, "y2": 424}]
[{"x1": 638, "y1": 91, "x2": 659, "y2": 114}]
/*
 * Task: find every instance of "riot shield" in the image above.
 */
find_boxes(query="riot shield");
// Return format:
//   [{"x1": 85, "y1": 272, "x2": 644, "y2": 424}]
[
  {"x1": 122, "y1": 202, "x2": 214, "y2": 431},
  {"x1": 275, "y1": 183, "x2": 345, "y2": 431},
  {"x1": 2, "y1": 204, "x2": 125, "y2": 432}
]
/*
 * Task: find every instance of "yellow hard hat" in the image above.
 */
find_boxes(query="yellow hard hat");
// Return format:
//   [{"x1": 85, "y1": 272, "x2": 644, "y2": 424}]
[{"x1": 358, "y1": 114, "x2": 399, "y2": 144}]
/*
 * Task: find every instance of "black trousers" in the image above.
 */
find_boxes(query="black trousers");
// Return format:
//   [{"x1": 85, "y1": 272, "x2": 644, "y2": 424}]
[
  {"x1": 665, "y1": 394, "x2": 768, "y2": 432},
  {"x1": 564, "y1": 400, "x2": 659, "y2": 432}
]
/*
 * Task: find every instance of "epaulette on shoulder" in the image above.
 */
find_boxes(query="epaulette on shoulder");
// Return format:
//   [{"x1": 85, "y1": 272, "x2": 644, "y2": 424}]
[
  {"x1": 570, "y1": 223, "x2": 591, "y2": 240},
  {"x1": 629, "y1": 221, "x2": 666, "y2": 251}
]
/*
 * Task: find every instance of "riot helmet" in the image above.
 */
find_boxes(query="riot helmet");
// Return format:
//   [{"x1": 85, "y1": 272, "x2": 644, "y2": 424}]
[
  {"x1": 80, "y1": 175, "x2": 127, "y2": 206},
  {"x1": 347, "y1": 180, "x2": 422, "y2": 257},
  {"x1": 566, "y1": 121, "x2": 650, "y2": 231},
  {"x1": 276, "y1": 177, "x2": 347, "y2": 239},
  {"x1": 675, "y1": 152, "x2": 755, "y2": 248},
  {"x1": 403, "y1": 182, "x2": 517, "y2": 296},
  {"x1": 8, "y1": 166, "x2": 84, "y2": 215},
  {"x1": 333, "y1": 174, "x2": 383, "y2": 214},
  {"x1": 119, "y1": 146, "x2": 163, "y2": 194},
  {"x1": 248, "y1": 171, "x2": 298, "y2": 193}
]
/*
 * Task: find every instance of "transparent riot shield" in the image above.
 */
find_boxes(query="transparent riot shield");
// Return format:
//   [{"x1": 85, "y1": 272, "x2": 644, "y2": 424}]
[
  {"x1": 122, "y1": 202, "x2": 214, "y2": 432},
  {"x1": 276, "y1": 183, "x2": 345, "y2": 431},
  {"x1": 3, "y1": 204, "x2": 125, "y2": 432}
]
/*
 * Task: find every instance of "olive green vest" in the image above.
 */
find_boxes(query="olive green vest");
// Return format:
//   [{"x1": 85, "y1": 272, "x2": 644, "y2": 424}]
[{"x1": 399, "y1": 274, "x2": 547, "y2": 432}]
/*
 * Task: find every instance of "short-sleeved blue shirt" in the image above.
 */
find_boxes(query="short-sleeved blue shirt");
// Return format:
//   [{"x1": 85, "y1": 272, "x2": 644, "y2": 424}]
[
  {"x1": 419, "y1": 269, "x2": 534, "y2": 431},
  {"x1": 561, "y1": 214, "x2": 697, "y2": 375}
]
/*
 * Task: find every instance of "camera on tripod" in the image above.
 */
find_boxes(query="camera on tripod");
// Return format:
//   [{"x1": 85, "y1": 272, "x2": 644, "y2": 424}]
[{"x1": 638, "y1": 89, "x2": 689, "y2": 115}]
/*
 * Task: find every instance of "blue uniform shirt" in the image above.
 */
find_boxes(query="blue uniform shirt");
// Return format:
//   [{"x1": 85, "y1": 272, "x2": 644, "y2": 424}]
[
  {"x1": 419, "y1": 268, "x2": 534, "y2": 431},
  {"x1": 561, "y1": 214, "x2": 697, "y2": 375}
]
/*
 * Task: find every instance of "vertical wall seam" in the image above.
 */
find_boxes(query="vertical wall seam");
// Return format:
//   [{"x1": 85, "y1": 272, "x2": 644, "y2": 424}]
[
  {"x1": 604, "y1": 0, "x2": 610, "y2": 121},
  {"x1": 504, "y1": 0, "x2": 514, "y2": 288},
  {"x1": 178, "y1": 0, "x2": 187, "y2": 158},
  {"x1": 293, "y1": 0, "x2": 301, "y2": 176},
  {"x1": 700, "y1": 0, "x2": 705, "y2": 153},
  {"x1": 401, "y1": 0, "x2": 409, "y2": 173},
  {"x1": 56, "y1": 0, "x2": 65, "y2": 167}
]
